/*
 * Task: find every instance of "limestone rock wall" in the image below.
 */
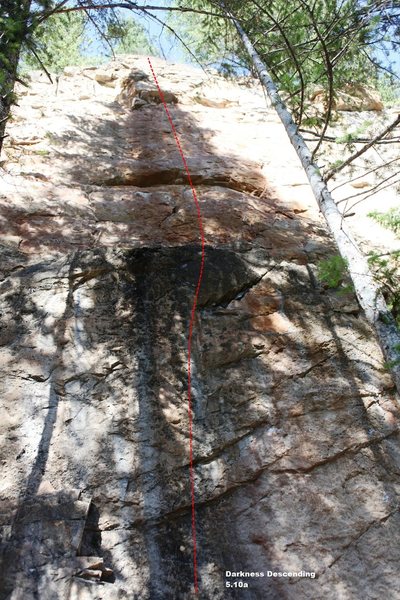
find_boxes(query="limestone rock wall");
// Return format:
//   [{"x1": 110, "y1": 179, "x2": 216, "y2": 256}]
[{"x1": 0, "y1": 56, "x2": 400, "y2": 599}]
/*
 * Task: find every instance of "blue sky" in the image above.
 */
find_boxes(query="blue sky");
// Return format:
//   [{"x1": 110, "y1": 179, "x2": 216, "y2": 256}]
[
  {"x1": 34, "y1": 1, "x2": 400, "y2": 78},
  {"x1": 85, "y1": 0, "x2": 190, "y2": 63},
  {"x1": 136, "y1": 4, "x2": 187, "y2": 62}
]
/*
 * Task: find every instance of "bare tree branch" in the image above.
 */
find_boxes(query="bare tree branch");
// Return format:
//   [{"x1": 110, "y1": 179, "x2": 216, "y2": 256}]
[
  {"x1": 330, "y1": 156, "x2": 400, "y2": 192},
  {"x1": 343, "y1": 176, "x2": 400, "y2": 216},
  {"x1": 325, "y1": 114, "x2": 400, "y2": 181},
  {"x1": 300, "y1": 128, "x2": 400, "y2": 144},
  {"x1": 34, "y1": 0, "x2": 69, "y2": 26},
  {"x1": 338, "y1": 170, "x2": 400, "y2": 207},
  {"x1": 80, "y1": 1, "x2": 116, "y2": 59},
  {"x1": 44, "y1": 2, "x2": 229, "y2": 20},
  {"x1": 140, "y1": 8, "x2": 209, "y2": 74},
  {"x1": 25, "y1": 43, "x2": 53, "y2": 84}
]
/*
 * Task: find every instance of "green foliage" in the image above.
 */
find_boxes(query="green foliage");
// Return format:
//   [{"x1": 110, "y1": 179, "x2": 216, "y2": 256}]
[
  {"x1": 317, "y1": 255, "x2": 350, "y2": 289},
  {"x1": 335, "y1": 120, "x2": 374, "y2": 143},
  {"x1": 302, "y1": 115, "x2": 325, "y2": 128},
  {"x1": 172, "y1": 0, "x2": 399, "y2": 125},
  {"x1": 375, "y1": 73, "x2": 400, "y2": 107},
  {"x1": 106, "y1": 17, "x2": 158, "y2": 56},
  {"x1": 335, "y1": 132, "x2": 356, "y2": 144},
  {"x1": 19, "y1": 11, "x2": 158, "y2": 74},
  {"x1": 20, "y1": 12, "x2": 91, "y2": 73},
  {"x1": 167, "y1": 1, "x2": 234, "y2": 68},
  {"x1": 327, "y1": 159, "x2": 345, "y2": 171},
  {"x1": 367, "y1": 208, "x2": 400, "y2": 329},
  {"x1": 0, "y1": 2, "x2": 34, "y2": 91},
  {"x1": 384, "y1": 343, "x2": 400, "y2": 370},
  {"x1": 369, "y1": 208, "x2": 400, "y2": 235},
  {"x1": 368, "y1": 250, "x2": 400, "y2": 326},
  {"x1": 33, "y1": 148, "x2": 50, "y2": 155},
  {"x1": 317, "y1": 250, "x2": 400, "y2": 330}
]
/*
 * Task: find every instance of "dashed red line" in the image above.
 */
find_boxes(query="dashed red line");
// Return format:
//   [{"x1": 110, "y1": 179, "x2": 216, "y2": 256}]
[{"x1": 148, "y1": 57, "x2": 205, "y2": 595}]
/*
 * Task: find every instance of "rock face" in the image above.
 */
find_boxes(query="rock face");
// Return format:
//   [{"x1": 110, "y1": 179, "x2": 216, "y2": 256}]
[{"x1": 0, "y1": 56, "x2": 400, "y2": 599}]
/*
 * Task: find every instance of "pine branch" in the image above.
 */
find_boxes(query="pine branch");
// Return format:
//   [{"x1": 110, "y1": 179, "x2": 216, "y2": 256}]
[
  {"x1": 300, "y1": 128, "x2": 400, "y2": 145},
  {"x1": 34, "y1": 0, "x2": 70, "y2": 26},
  {"x1": 298, "y1": 0, "x2": 335, "y2": 159},
  {"x1": 39, "y1": 2, "x2": 229, "y2": 22},
  {"x1": 250, "y1": 0, "x2": 305, "y2": 125}
]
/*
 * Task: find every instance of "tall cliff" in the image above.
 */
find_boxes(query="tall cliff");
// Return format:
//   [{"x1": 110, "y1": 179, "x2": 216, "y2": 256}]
[{"x1": 0, "y1": 56, "x2": 399, "y2": 600}]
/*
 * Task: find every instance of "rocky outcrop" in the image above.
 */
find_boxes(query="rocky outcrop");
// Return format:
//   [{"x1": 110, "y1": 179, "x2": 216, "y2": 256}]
[
  {"x1": 0, "y1": 56, "x2": 399, "y2": 599},
  {"x1": 117, "y1": 68, "x2": 178, "y2": 110},
  {"x1": 310, "y1": 83, "x2": 384, "y2": 111}
]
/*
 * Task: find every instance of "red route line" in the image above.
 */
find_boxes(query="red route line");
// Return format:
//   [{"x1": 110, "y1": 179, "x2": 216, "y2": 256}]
[{"x1": 147, "y1": 57, "x2": 205, "y2": 595}]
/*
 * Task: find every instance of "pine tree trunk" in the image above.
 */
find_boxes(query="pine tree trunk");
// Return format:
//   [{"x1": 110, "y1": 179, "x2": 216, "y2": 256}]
[
  {"x1": 0, "y1": 0, "x2": 32, "y2": 155},
  {"x1": 221, "y1": 2, "x2": 400, "y2": 393}
]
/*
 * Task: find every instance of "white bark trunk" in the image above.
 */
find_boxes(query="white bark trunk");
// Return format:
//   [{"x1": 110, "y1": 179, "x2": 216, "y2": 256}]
[{"x1": 223, "y1": 4, "x2": 400, "y2": 392}]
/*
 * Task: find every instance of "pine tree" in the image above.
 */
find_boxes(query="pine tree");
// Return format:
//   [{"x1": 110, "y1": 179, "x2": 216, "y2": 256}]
[
  {"x1": 21, "y1": 12, "x2": 87, "y2": 74},
  {"x1": 0, "y1": 0, "x2": 33, "y2": 149},
  {"x1": 107, "y1": 17, "x2": 158, "y2": 56}
]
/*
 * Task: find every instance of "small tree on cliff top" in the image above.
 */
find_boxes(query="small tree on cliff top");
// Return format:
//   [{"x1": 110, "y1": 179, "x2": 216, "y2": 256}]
[{"x1": 20, "y1": 11, "x2": 87, "y2": 73}]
